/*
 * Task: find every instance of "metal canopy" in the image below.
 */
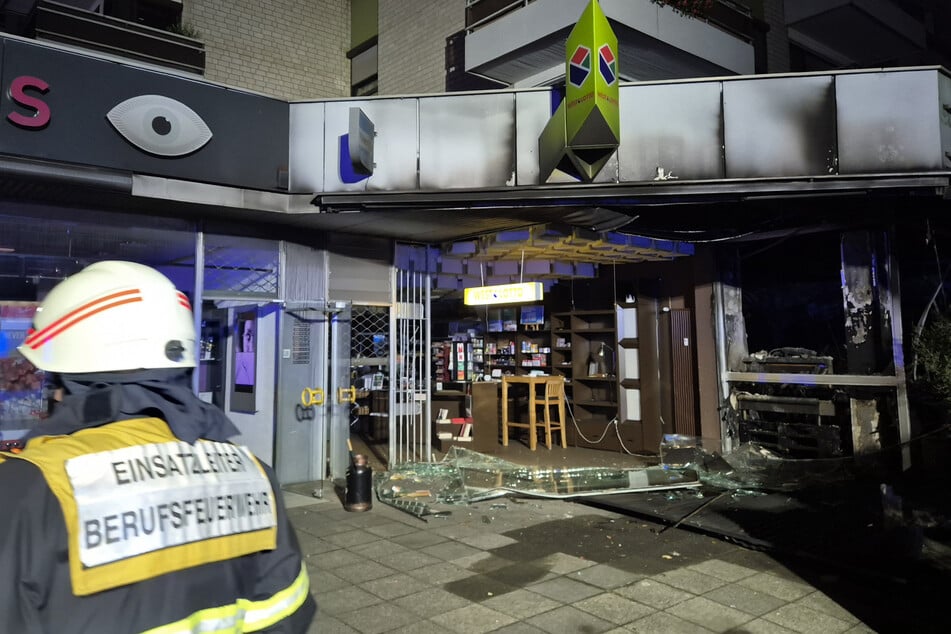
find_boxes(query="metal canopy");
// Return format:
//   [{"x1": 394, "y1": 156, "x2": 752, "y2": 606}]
[
  {"x1": 314, "y1": 174, "x2": 951, "y2": 213},
  {"x1": 2, "y1": 162, "x2": 948, "y2": 249}
]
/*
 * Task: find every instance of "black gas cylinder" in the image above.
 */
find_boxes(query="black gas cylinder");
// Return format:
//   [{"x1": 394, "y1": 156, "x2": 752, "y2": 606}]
[{"x1": 344, "y1": 454, "x2": 373, "y2": 512}]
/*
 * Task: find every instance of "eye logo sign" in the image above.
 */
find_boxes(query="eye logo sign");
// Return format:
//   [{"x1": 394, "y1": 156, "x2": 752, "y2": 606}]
[
  {"x1": 568, "y1": 45, "x2": 591, "y2": 88},
  {"x1": 599, "y1": 44, "x2": 617, "y2": 85},
  {"x1": 107, "y1": 95, "x2": 212, "y2": 157}
]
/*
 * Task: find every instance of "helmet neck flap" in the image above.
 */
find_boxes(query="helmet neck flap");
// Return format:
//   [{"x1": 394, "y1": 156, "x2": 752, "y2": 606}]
[{"x1": 27, "y1": 368, "x2": 239, "y2": 444}]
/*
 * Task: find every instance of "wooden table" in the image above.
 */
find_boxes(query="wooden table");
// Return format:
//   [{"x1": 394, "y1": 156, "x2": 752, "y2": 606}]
[{"x1": 501, "y1": 375, "x2": 554, "y2": 450}]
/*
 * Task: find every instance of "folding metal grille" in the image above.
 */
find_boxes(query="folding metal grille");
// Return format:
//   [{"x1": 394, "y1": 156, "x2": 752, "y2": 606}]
[
  {"x1": 350, "y1": 305, "x2": 390, "y2": 439},
  {"x1": 351, "y1": 305, "x2": 390, "y2": 364},
  {"x1": 390, "y1": 269, "x2": 432, "y2": 466}
]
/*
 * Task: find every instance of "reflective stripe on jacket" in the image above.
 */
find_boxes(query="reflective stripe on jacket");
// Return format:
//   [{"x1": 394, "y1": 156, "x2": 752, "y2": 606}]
[
  {"x1": 0, "y1": 418, "x2": 316, "y2": 633},
  {"x1": 143, "y1": 562, "x2": 310, "y2": 633}
]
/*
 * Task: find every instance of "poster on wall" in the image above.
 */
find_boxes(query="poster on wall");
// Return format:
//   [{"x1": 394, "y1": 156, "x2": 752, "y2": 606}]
[
  {"x1": 502, "y1": 307, "x2": 517, "y2": 332},
  {"x1": 487, "y1": 309, "x2": 503, "y2": 333},
  {"x1": 231, "y1": 309, "x2": 257, "y2": 413},
  {"x1": 0, "y1": 303, "x2": 45, "y2": 434}
]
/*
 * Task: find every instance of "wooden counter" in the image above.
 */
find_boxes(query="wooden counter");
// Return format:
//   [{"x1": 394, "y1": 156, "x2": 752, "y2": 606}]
[{"x1": 433, "y1": 381, "x2": 500, "y2": 453}]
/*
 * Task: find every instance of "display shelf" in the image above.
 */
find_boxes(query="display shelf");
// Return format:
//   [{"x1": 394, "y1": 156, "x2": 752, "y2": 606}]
[
  {"x1": 484, "y1": 327, "x2": 551, "y2": 377},
  {"x1": 432, "y1": 341, "x2": 453, "y2": 384},
  {"x1": 355, "y1": 389, "x2": 388, "y2": 441},
  {"x1": 471, "y1": 336, "x2": 485, "y2": 379},
  {"x1": 551, "y1": 313, "x2": 573, "y2": 388},
  {"x1": 433, "y1": 382, "x2": 498, "y2": 453},
  {"x1": 568, "y1": 309, "x2": 618, "y2": 428},
  {"x1": 433, "y1": 336, "x2": 483, "y2": 384},
  {"x1": 198, "y1": 308, "x2": 226, "y2": 407}
]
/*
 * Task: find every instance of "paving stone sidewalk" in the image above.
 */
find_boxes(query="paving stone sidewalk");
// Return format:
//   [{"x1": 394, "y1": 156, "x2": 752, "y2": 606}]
[{"x1": 283, "y1": 489, "x2": 877, "y2": 634}]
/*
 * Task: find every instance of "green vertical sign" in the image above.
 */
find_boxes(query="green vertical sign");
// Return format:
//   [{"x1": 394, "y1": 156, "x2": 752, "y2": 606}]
[
  {"x1": 537, "y1": 0, "x2": 620, "y2": 182},
  {"x1": 565, "y1": 0, "x2": 619, "y2": 154}
]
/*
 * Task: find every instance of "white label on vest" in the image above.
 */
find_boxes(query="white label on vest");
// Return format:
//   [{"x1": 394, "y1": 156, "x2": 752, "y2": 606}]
[{"x1": 66, "y1": 441, "x2": 277, "y2": 568}]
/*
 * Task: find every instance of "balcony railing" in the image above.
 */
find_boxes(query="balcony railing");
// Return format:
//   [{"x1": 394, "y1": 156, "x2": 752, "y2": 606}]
[
  {"x1": 465, "y1": 0, "x2": 757, "y2": 43},
  {"x1": 35, "y1": 0, "x2": 204, "y2": 74},
  {"x1": 465, "y1": 0, "x2": 537, "y2": 33}
]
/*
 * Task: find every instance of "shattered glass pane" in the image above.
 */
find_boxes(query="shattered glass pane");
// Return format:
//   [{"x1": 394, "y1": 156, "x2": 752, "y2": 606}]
[
  {"x1": 374, "y1": 446, "x2": 701, "y2": 517},
  {"x1": 660, "y1": 434, "x2": 856, "y2": 492}
]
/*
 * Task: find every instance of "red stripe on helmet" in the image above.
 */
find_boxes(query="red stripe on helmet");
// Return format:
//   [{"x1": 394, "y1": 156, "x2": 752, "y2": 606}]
[
  {"x1": 27, "y1": 297, "x2": 144, "y2": 349},
  {"x1": 177, "y1": 292, "x2": 191, "y2": 310},
  {"x1": 25, "y1": 293, "x2": 143, "y2": 349}
]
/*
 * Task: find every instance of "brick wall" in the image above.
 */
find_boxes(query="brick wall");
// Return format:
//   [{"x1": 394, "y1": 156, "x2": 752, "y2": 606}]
[
  {"x1": 183, "y1": 0, "x2": 350, "y2": 100},
  {"x1": 762, "y1": 0, "x2": 789, "y2": 73},
  {"x1": 378, "y1": 0, "x2": 465, "y2": 95}
]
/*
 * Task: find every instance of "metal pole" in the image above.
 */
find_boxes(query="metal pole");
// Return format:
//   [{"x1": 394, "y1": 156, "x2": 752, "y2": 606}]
[
  {"x1": 425, "y1": 266, "x2": 432, "y2": 462},
  {"x1": 388, "y1": 264, "x2": 397, "y2": 467},
  {"x1": 192, "y1": 229, "x2": 205, "y2": 394}
]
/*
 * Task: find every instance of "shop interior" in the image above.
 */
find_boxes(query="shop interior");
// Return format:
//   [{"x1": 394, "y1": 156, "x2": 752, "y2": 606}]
[{"x1": 2, "y1": 204, "x2": 921, "y2": 479}]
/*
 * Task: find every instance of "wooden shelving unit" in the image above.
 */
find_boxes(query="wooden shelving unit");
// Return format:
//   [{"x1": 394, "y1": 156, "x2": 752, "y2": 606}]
[
  {"x1": 433, "y1": 336, "x2": 484, "y2": 384},
  {"x1": 484, "y1": 328, "x2": 551, "y2": 377},
  {"x1": 555, "y1": 307, "x2": 641, "y2": 450},
  {"x1": 432, "y1": 382, "x2": 498, "y2": 453},
  {"x1": 432, "y1": 341, "x2": 452, "y2": 384},
  {"x1": 567, "y1": 309, "x2": 618, "y2": 447},
  {"x1": 516, "y1": 326, "x2": 551, "y2": 374},
  {"x1": 550, "y1": 311, "x2": 573, "y2": 396}
]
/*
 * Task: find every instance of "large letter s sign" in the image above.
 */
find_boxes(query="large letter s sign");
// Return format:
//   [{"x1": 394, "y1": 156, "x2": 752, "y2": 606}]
[{"x1": 8, "y1": 76, "x2": 51, "y2": 129}]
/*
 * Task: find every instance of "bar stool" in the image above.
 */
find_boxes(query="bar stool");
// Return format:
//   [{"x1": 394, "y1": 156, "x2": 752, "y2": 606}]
[
  {"x1": 501, "y1": 376, "x2": 540, "y2": 450},
  {"x1": 535, "y1": 377, "x2": 567, "y2": 449}
]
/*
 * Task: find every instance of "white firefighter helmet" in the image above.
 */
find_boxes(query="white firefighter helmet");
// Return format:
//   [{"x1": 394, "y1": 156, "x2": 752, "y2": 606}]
[{"x1": 17, "y1": 261, "x2": 196, "y2": 374}]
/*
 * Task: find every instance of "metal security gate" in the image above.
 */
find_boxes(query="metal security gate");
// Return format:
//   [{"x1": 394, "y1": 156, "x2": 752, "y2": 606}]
[{"x1": 389, "y1": 268, "x2": 431, "y2": 465}]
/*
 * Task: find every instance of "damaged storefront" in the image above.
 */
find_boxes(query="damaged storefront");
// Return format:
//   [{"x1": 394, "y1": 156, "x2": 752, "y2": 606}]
[
  {"x1": 719, "y1": 228, "x2": 909, "y2": 466},
  {"x1": 1, "y1": 32, "x2": 950, "y2": 496}
]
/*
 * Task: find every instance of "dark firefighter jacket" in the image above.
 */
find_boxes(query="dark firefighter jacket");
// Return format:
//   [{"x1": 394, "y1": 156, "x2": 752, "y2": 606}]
[{"x1": 0, "y1": 417, "x2": 317, "y2": 633}]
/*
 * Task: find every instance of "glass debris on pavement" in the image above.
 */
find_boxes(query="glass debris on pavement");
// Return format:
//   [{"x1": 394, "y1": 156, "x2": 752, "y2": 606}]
[
  {"x1": 373, "y1": 431, "x2": 949, "y2": 539},
  {"x1": 659, "y1": 433, "x2": 857, "y2": 492},
  {"x1": 372, "y1": 434, "x2": 855, "y2": 520},
  {"x1": 374, "y1": 446, "x2": 700, "y2": 519}
]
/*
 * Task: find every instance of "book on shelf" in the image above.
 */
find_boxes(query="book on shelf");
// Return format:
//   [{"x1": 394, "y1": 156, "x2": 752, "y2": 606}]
[{"x1": 436, "y1": 431, "x2": 453, "y2": 439}]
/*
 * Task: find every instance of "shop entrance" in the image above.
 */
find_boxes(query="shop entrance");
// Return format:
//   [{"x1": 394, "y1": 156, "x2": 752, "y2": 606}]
[{"x1": 275, "y1": 302, "x2": 352, "y2": 485}]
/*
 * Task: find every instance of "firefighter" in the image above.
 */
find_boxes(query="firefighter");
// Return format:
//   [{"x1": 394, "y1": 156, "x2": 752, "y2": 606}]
[{"x1": 0, "y1": 261, "x2": 316, "y2": 632}]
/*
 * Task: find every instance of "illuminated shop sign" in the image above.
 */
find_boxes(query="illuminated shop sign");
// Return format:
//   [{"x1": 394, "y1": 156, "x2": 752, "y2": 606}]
[{"x1": 463, "y1": 282, "x2": 544, "y2": 306}]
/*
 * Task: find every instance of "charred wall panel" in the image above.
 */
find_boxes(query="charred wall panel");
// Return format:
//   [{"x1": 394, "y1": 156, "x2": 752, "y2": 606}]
[
  {"x1": 837, "y1": 70, "x2": 944, "y2": 173},
  {"x1": 723, "y1": 75, "x2": 836, "y2": 178},
  {"x1": 514, "y1": 90, "x2": 555, "y2": 186},
  {"x1": 618, "y1": 82, "x2": 724, "y2": 182},
  {"x1": 418, "y1": 92, "x2": 516, "y2": 189}
]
